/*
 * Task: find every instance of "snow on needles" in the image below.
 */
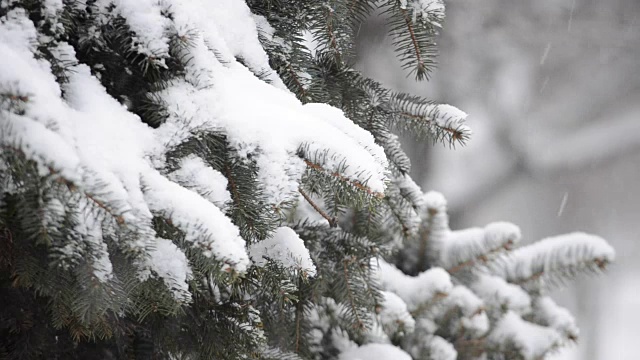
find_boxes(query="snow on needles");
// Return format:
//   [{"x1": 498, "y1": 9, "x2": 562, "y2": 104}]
[
  {"x1": 94, "y1": 0, "x2": 171, "y2": 58},
  {"x1": 399, "y1": 0, "x2": 446, "y2": 27},
  {"x1": 374, "y1": 259, "x2": 452, "y2": 312},
  {"x1": 249, "y1": 227, "x2": 316, "y2": 277},
  {"x1": 492, "y1": 232, "x2": 615, "y2": 286},
  {"x1": 488, "y1": 311, "x2": 561, "y2": 360},
  {"x1": 168, "y1": 156, "x2": 232, "y2": 211},
  {"x1": 156, "y1": 0, "x2": 388, "y2": 206},
  {"x1": 471, "y1": 274, "x2": 531, "y2": 314},
  {"x1": 432, "y1": 222, "x2": 521, "y2": 269},
  {"x1": 0, "y1": 0, "x2": 388, "y2": 297},
  {"x1": 378, "y1": 291, "x2": 416, "y2": 336},
  {"x1": 339, "y1": 343, "x2": 413, "y2": 360},
  {"x1": 148, "y1": 238, "x2": 193, "y2": 302}
]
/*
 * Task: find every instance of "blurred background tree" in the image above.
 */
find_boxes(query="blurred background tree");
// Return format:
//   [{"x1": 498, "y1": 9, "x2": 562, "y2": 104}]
[{"x1": 357, "y1": 0, "x2": 640, "y2": 359}]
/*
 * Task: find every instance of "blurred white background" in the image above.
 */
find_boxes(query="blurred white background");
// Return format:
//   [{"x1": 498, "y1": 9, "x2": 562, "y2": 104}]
[{"x1": 357, "y1": 0, "x2": 640, "y2": 358}]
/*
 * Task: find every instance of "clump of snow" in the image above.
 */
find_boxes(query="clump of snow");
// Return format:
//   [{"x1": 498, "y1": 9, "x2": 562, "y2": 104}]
[
  {"x1": 338, "y1": 343, "x2": 412, "y2": 360},
  {"x1": 425, "y1": 335, "x2": 457, "y2": 360},
  {"x1": 251, "y1": 13, "x2": 275, "y2": 41},
  {"x1": 375, "y1": 259, "x2": 452, "y2": 311},
  {"x1": 415, "y1": 317, "x2": 438, "y2": 334},
  {"x1": 415, "y1": 191, "x2": 450, "y2": 264},
  {"x1": 43, "y1": 0, "x2": 63, "y2": 19},
  {"x1": 484, "y1": 222, "x2": 521, "y2": 248},
  {"x1": 471, "y1": 274, "x2": 531, "y2": 314},
  {"x1": 168, "y1": 155, "x2": 231, "y2": 211},
  {"x1": 142, "y1": 170, "x2": 249, "y2": 269},
  {"x1": 147, "y1": 238, "x2": 193, "y2": 302},
  {"x1": 531, "y1": 296, "x2": 578, "y2": 340},
  {"x1": 395, "y1": 174, "x2": 424, "y2": 208},
  {"x1": 400, "y1": 0, "x2": 446, "y2": 27},
  {"x1": 94, "y1": 0, "x2": 171, "y2": 58},
  {"x1": 331, "y1": 328, "x2": 359, "y2": 354},
  {"x1": 249, "y1": 227, "x2": 316, "y2": 276},
  {"x1": 75, "y1": 198, "x2": 113, "y2": 282},
  {"x1": 422, "y1": 190, "x2": 447, "y2": 212},
  {"x1": 378, "y1": 291, "x2": 416, "y2": 336},
  {"x1": 433, "y1": 221, "x2": 520, "y2": 270},
  {"x1": 441, "y1": 286, "x2": 489, "y2": 336},
  {"x1": 488, "y1": 311, "x2": 561, "y2": 360},
  {"x1": 446, "y1": 286, "x2": 484, "y2": 315},
  {"x1": 182, "y1": 0, "x2": 285, "y2": 89},
  {"x1": 430, "y1": 104, "x2": 467, "y2": 127}
]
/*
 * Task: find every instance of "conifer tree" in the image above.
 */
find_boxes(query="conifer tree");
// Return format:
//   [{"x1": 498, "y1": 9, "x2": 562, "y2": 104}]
[{"x1": 0, "y1": 0, "x2": 614, "y2": 359}]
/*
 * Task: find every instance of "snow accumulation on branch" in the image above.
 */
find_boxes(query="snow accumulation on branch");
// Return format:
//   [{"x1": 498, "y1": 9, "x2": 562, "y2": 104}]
[
  {"x1": 470, "y1": 274, "x2": 531, "y2": 315},
  {"x1": 491, "y1": 232, "x2": 615, "y2": 287},
  {"x1": 488, "y1": 311, "x2": 562, "y2": 360},
  {"x1": 438, "y1": 222, "x2": 521, "y2": 272},
  {"x1": 0, "y1": 0, "x2": 388, "y2": 298},
  {"x1": 374, "y1": 259, "x2": 452, "y2": 312},
  {"x1": 338, "y1": 343, "x2": 412, "y2": 360},
  {"x1": 377, "y1": 291, "x2": 416, "y2": 336},
  {"x1": 248, "y1": 226, "x2": 316, "y2": 277},
  {"x1": 530, "y1": 296, "x2": 578, "y2": 341},
  {"x1": 399, "y1": 0, "x2": 447, "y2": 27}
]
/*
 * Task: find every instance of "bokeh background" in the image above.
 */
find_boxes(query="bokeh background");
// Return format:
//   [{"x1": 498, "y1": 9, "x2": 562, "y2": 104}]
[{"x1": 356, "y1": 0, "x2": 640, "y2": 359}]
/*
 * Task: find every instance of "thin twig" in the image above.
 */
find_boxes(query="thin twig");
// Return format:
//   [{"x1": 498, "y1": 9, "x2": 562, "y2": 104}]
[
  {"x1": 298, "y1": 187, "x2": 337, "y2": 227},
  {"x1": 399, "y1": 6, "x2": 424, "y2": 70}
]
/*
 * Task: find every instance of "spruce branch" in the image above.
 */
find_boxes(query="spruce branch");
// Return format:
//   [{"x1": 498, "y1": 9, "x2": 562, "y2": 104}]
[
  {"x1": 396, "y1": 111, "x2": 469, "y2": 145},
  {"x1": 382, "y1": 0, "x2": 439, "y2": 80},
  {"x1": 491, "y1": 233, "x2": 615, "y2": 289},
  {"x1": 342, "y1": 257, "x2": 365, "y2": 331},
  {"x1": 388, "y1": 93, "x2": 471, "y2": 146},
  {"x1": 399, "y1": 6, "x2": 426, "y2": 78},
  {"x1": 447, "y1": 240, "x2": 515, "y2": 274},
  {"x1": 48, "y1": 167, "x2": 126, "y2": 226},
  {"x1": 1, "y1": 145, "x2": 127, "y2": 226},
  {"x1": 303, "y1": 158, "x2": 385, "y2": 199},
  {"x1": 323, "y1": 5, "x2": 342, "y2": 64}
]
